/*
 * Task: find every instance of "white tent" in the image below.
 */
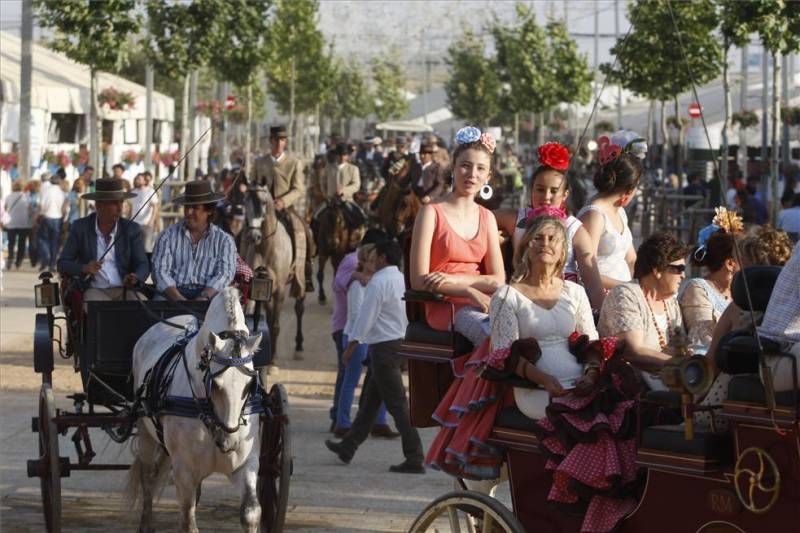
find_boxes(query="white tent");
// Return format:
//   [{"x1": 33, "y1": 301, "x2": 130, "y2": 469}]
[{"x1": 0, "y1": 32, "x2": 174, "y2": 122}]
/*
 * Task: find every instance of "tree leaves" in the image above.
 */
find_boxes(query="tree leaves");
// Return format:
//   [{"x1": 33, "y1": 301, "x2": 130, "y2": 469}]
[
  {"x1": 444, "y1": 29, "x2": 501, "y2": 126},
  {"x1": 370, "y1": 56, "x2": 409, "y2": 122}
]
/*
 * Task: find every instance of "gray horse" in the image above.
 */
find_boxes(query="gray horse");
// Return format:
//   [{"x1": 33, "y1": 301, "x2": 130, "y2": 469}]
[{"x1": 240, "y1": 186, "x2": 305, "y2": 364}]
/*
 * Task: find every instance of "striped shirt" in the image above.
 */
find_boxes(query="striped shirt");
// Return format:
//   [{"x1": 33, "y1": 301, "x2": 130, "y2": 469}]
[{"x1": 152, "y1": 221, "x2": 237, "y2": 293}]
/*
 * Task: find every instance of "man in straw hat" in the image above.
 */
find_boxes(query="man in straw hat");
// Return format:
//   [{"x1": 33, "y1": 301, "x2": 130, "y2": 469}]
[
  {"x1": 252, "y1": 125, "x2": 314, "y2": 294},
  {"x1": 151, "y1": 180, "x2": 236, "y2": 301},
  {"x1": 58, "y1": 178, "x2": 150, "y2": 301}
]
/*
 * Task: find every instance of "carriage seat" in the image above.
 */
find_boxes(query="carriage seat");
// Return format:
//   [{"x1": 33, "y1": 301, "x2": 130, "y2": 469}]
[
  {"x1": 495, "y1": 406, "x2": 540, "y2": 432},
  {"x1": 727, "y1": 374, "x2": 796, "y2": 407},
  {"x1": 404, "y1": 322, "x2": 474, "y2": 354},
  {"x1": 640, "y1": 423, "x2": 733, "y2": 461}
]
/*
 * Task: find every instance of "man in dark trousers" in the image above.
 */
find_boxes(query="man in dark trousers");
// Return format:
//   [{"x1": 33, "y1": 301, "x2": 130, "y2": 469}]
[
  {"x1": 57, "y1": 178, "x2": 150, "y2": 301},
  {"x1": 325, "y1": 238, "x2": 425, "y2": 473}
]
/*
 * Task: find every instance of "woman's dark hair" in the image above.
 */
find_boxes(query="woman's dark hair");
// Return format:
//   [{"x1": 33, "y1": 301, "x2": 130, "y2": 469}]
[
  {"x1": 634, "y1": 232, "x2": 688, "y2": 279},
  {"x1": 374, "y1": 238, "x2": 402, "y2": 267},
  {"x1": 452, "y1": 139, "x2": 494, "y2": 166},
  {"x1": 690, "y1": 230, "x2": 737, "y2": 272},
  {"x1": 531, "y1": 165, "x2": 569, "y2": 188},
  {"x1": 593, "y1": 153, "x2": 642, "y2": 196}
]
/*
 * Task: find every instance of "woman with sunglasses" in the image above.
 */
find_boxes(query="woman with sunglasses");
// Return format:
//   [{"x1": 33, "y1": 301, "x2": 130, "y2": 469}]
[{"x1": 598, "y1": 232, "x2": 688, "y2": 390}]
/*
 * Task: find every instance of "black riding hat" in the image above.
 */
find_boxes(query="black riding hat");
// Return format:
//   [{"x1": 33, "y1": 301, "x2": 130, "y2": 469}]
[{"x1": 173, "y1": 180, "x2": 224, "y2": 205}]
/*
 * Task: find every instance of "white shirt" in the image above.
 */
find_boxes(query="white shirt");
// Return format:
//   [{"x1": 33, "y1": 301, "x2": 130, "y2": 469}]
[
  {"x1": 348, "y1": 265, "x2": 408, "y2": 345},
  {"x1": 130, "y1": 185, "x2": 158, "y2": 226},
  {"x1": 93, "y1": 220, "x2": 122, "y2": 289},
  {"x1": 777, "y1": 207, "x2": 800, "y2": 235},
  {"x1": 40, "y1": 184, "x2": 66, "y2": 219},
  {"x1": 271, "y1": 152, "x2": 285, "y2": 164},
  {"x1": 343, "y1": 280, "x2": 366, "y2": 339}
]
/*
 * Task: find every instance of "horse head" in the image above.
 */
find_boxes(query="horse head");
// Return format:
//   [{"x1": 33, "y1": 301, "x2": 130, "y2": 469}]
[{"x1": 195, "y1": 287, "x2": 261, "y2": 453}]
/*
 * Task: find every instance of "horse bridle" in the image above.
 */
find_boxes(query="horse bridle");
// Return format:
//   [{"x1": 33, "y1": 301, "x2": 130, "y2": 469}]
[{"x1": 181, "y1": 329, "x2": 260, "y2": 437}]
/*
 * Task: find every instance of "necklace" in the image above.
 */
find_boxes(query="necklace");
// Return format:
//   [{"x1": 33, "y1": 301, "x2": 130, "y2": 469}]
[{"x1": 644, "y1": 297, "x2": 669, "y2": 351}]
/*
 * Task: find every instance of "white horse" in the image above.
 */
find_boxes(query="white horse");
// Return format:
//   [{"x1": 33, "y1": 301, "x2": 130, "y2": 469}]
[{"x1": 128, "y1": 287, "x2": 263, "y2": 533}]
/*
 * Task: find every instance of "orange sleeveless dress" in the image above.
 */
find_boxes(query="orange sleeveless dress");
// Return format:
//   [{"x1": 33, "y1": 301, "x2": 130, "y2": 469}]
[{"x1": 424, "y1": 202, "x2": 490, "y2": 331}]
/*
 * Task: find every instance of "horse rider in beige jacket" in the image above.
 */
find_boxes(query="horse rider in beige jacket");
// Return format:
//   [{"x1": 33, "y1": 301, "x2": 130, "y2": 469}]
[
  {"x1": 322, "y1": 142, "x2": 361, "y2": 202},
  {"x1": 252, "y1": 125, "x2": 314, "y2": 294}
]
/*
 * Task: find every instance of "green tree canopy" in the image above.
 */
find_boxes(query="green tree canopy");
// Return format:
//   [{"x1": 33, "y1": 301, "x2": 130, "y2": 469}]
[
  {"x1": 546, "y1": 20, "x2": 592, "y2": 106},
  {"x1": 208, "y1": 0, "x2": 272, "y2": 88},
  {"x1": 35, "y1": 0, "x2": 140, "y2": 72},
  {"x1": 145, "y1": 0, "x2": 220, "y2": 77},
  {"x1": 600, "y1": 0, "x2": 721, "y2": 103},
  {"x1": 444, "y1": 29, "x2": 501, "y2": 127},
  {"x1": 371, "y1": 56, "x2": 409, "y2": 122},
  {"x1": 265, "y1": 0, "x2": 335, "y2": 117},
  {"x1": 324, "y1": 59, "x2": 372, "y2": 128}
]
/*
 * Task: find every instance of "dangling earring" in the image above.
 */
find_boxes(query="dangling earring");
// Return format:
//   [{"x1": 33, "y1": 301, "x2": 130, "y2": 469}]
[{"x1": 479, "y1": 183, "x2": 493, "y2": 200}]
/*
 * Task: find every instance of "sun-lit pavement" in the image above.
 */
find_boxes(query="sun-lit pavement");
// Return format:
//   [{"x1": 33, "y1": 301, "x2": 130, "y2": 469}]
[{"x1": 0, "y1": 266, "x2": 476, "y2": 532}]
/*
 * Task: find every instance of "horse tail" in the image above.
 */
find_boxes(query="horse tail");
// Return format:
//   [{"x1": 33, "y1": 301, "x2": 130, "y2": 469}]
[{"x1": 123, "y1": 426, "x2": 171, "y2": 517}]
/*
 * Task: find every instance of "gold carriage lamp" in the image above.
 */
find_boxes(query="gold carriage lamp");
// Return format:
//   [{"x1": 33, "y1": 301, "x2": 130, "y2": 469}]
[
  {"x1": 34, "y1": 272, "x2": 60, "y2": 308},
  {"x1": 660, "y1": 329, "x2": 713, "y2": 441},
  {"x1": 251, "y1": 267, "x2": 273, "y2": 303}
]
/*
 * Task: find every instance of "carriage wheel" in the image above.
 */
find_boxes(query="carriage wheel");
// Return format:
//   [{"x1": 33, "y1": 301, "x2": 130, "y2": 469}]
[
  {"x1": 408, "y1": 491, "x2": 525, "y2": 533},
  {"x1": 38, "y1": 384, "x2": 62, "y2": 533},
  {"x1": 258, "y1": 383, "x2": 292, "y2": 533}
]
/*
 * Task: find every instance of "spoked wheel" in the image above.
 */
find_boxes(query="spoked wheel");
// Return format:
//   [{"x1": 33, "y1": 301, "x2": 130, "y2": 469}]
[
  {"x1": 37, "y1": 384, "x2": 62, "y2": 532},
  {"x1": 408, "y1": 491, "x2": 525, "y2": 533},
  {"x1": 258, "y1": 383, "x2": 292, "y2": 533}
]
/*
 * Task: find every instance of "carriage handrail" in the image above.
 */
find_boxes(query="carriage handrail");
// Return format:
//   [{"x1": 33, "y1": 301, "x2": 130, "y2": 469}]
[{"x1": 403, "y1": 289, "x2": 445, "y2": 303}]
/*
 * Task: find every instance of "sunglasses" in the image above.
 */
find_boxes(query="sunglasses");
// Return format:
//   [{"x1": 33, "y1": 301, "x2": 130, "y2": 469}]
[{"x1": 664, "y1": 263, "x2": 686, "y2": 274}]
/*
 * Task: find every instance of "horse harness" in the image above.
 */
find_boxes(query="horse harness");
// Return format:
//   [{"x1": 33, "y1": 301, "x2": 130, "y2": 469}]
[{"x1": 138, "y1": 327, "x2": 264, "y2": 451}]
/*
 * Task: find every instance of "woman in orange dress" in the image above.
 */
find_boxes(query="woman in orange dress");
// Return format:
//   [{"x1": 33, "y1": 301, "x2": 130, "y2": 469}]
[{"x1": 409, "y1": 127, "x2": 505, "y2": 345}]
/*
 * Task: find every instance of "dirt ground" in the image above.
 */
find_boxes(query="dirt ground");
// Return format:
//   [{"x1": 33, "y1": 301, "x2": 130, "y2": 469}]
[{"x1": 0, "y1": 266, "x2": 486, "y2": 532}]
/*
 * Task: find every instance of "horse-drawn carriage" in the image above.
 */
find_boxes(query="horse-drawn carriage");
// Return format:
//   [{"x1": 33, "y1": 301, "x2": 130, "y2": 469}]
[
  {"x1": 26, "y1": 271, "x2": 291, "y2": 532},
  {"x1": 398, "y1": 267, "x2": 799, "y2": 532}
]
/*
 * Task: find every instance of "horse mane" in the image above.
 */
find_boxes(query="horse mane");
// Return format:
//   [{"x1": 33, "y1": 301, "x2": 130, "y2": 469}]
[{"x1": 196, "y1": 287, "x2": 245, "y2": 347}]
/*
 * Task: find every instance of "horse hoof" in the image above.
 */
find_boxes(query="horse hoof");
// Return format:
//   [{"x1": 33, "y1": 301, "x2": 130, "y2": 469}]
[
  {"x1": 293, "y1": 351, "x2": 304, "y2": 361},
  {"x1": 266, "y1": 364, "x2": 280, "y2": 376}
]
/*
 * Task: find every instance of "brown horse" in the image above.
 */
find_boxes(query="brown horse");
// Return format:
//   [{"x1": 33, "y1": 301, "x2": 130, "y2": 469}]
[
  {"x1": 374, "y1": 159, "x2": 422, "y2": 239},
  {"x1": 240, "y1": 187, "x2": 305, "y2": 363},
  {"x1": 314, "y1": 198, "x2": 365, "y2": 304}
]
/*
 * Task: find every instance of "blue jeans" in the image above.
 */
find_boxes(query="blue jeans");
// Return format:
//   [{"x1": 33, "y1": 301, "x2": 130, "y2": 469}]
[
  {"x1": 330, "y1": 330, "x2": 345, "y2": 423},
  {"x1": 37, "y1": 217, "x2": 62, "y2": 269},
  {"x1": 336, "y1": 334, "x2": 387, "y2": 429}
]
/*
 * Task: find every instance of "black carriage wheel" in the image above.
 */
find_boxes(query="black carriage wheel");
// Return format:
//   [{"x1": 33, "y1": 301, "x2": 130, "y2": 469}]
[
  {"x1": 38, "y1": 384, "x2": 62, "y2": 533},
  {"x1": 258, "y1": 383, "x2": 292, "y2": 533},
  {"x1": 408, "y1": 490, "x2": 525, "y2": 533}
]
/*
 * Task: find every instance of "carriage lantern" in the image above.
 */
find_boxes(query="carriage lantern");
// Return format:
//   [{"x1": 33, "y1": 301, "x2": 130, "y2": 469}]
[
  {"x1": 34, "y1": 272, "x2": 60, "y2": 308},
  {"x1": 251, "y1": 267, "x2": 273, "y2": 303}
]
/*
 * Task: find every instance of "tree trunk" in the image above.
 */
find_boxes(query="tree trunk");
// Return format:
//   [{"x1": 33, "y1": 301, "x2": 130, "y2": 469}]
[
  {"x1": 90, "y1": 68, "x2": 101, "y2": 176},
  {"x1": 770, "y1": 51, "x2": 780, "y2": 224},
  {"x1": 180, "y1": 74, "x2": 190, "y2": 181},
  {"x1": 18, "y1": 0, "x2": 32, "y2": 181},
  {"x1": 288, "y1": 56, "x2": 296, "y2": 142},
  {"x1": 145, "y1": 65, "x2": 154, "y2": 173},
  {"x1": 536, "y1": 113, "x2": 544, "y2": 147},
  {"x1": 646, "y1": 100, "x2": 655, "y2": 170},
  {"x1": 720, "y1": 42, "x2": 730, "y2": 191},
  {"x1": 245, "y1": 83, "x2": 253, "y2": 177},
  {"x1": 673, "y1": 95, "x2": 683, "y2": 178},
  {"x1": 221, "y1": 81, "x2": 230, "y2": 170},
  {"x1": 187, "y1": 70, "x2": 199, "y2": 180},
  {"x1": 660, "y1": 100, "x2": 668, "y2": 179}
]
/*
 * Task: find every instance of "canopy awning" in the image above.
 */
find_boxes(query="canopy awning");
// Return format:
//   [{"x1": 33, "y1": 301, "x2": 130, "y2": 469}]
[
  {"x1": 0, "y1": 32, "x2": 174, "y2": 121},
  {"x1": 376, "y1": 120, "x2": 434, "y2": 133}
]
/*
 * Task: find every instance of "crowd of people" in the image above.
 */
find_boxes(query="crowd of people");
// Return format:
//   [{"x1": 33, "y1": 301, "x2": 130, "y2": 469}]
[{"x1": 1, "y1": 121, "x2": 799, "y2": 532}]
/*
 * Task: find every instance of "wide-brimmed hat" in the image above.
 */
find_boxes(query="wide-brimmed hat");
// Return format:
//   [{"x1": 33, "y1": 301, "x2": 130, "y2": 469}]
[
  {"x1": 420, "y1": 141, "x2": 438, "y2": 154},
  {"x1": 82, "y1": 178, "x2": 136, "y2": 201},
  {"x1": 172, "y1": 180, "x2": 224, "y2": 205},
  {"x1": 270, "y1": 125, "x2": 288, "y2": 139}
]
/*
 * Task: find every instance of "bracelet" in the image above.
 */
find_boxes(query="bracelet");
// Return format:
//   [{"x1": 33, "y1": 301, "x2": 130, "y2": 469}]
[{"x1": 583, "y1": 362, "x2": 601, "y2": 375}]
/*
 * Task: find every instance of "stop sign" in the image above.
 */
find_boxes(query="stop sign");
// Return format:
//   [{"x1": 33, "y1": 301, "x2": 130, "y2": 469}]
[{"x1": 688, "y1": 102, "x2": 702, "y2": 118}]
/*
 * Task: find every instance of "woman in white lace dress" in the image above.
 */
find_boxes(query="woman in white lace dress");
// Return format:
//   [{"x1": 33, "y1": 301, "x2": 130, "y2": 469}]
[
  {"x1": 578, "y1": 139, "x2": 643, "y2": 289},
  {"x1": 489, "y1": 215, "x2": 599, "y2": 419}
]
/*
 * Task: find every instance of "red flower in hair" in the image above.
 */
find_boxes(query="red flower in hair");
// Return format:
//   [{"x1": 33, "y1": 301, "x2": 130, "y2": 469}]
[{"x1": 537, "y1": 142, "x2": 570, "y2": 171}]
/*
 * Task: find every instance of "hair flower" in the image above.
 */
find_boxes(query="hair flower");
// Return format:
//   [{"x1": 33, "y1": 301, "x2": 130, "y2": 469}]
[
  {"x1": 479, "y1": 132, "x2": 496, "y2": 154},
  {"x1": 537, "y1": 142, "x2": 570, "y2": 171},
  {"x1": 455, "y1": 126, "x2": 481, "y2": 145},
  {"x1": 597, "y1": 135, "x2": 622, "y2": 166},
  {"x1": 516, "y1": 205, "x2": 567, "y2": 229},
  {"x1": 712, "y1": 206, "x2": 744, "y2": 234}
]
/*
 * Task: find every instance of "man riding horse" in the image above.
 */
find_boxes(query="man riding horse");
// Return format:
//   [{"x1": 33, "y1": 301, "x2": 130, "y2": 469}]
[{"x1": 252, "y1": 125, "x2": 314, "y2": 295}]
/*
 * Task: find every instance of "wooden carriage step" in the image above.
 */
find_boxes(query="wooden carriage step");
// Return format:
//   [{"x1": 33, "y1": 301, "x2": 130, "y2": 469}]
[
  {"x1": 636, "y1": 448, "x2": 728, "y2": 475},
  {"x1": 397, "y1": 341, "x2": 456, "y2": 363},
  {"x1": 488, "y1": 427, "x2": 540, "y2": 454},
  {"x1": 721, "y1": 400, "x2": 798, "y2": 429}
]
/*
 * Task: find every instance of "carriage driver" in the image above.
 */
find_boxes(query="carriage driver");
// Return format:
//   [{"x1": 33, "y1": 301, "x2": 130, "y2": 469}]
[
  {"x1": 57, "y1": 178, "x2": 150, "y2": 301},
  {"x1": 151, "y1": 180, "x2": 237, "y2": 301},
  {"x1": 253, "y1": 125, "x2": 315, "y2": 294}
]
